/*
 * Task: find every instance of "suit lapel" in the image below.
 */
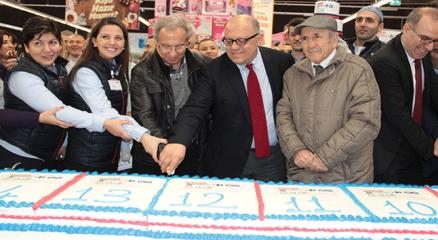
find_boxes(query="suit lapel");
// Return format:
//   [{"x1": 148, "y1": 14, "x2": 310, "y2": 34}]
[
  {"x1": 394, "y1": 35, "x2": 414, "y2": 100},
  {"x1": 222, "y1": 56, "x2": 251, "y2": 122}
]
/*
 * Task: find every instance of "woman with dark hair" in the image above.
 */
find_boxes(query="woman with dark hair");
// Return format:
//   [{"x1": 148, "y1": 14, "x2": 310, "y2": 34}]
[
  {"x1": 0, "y1": 16, "x2": 165, "y2": 171},
  {"x1": 0, "y1": 30, "x2": 17, "y2": 76},
  {"x1": 64, "y1": 17, "x2": 165, "y2": 173},
  {"x1": 0, "y1": 29, "x2": 18, "y2": 108}
]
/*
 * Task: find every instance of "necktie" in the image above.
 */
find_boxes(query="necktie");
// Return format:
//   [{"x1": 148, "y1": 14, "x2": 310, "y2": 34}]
[
  {"x1": 314, "y1": 65, "x2": 324, "y2": 76},
  {"x1": 246, "y1": 64, "x2": 271, "y2": 158},
  {"x1": 413, "y1": 59, "x2": 423, "y2": 124}
]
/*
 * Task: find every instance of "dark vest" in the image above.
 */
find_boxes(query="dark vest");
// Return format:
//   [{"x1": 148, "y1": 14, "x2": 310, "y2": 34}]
[
  {"x1": 0, "y1": 55, "x2": 68, "y2": 161},
  {"x1": 65, "y1": 57, "x2": 128, "y2": 168}
]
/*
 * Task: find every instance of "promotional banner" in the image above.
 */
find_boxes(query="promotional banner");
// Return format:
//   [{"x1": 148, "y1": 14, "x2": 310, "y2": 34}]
[
  {"x1": 65, "y1": 0, "x2": 140, "y2": 30},
  {"x1": 186, "y1": 15, "x2": 213, "y2": 35},
  {"x1": 252, "y1": 0, "x2": 274, "y2": 47},
  {"x1": 212, "y1": 16, "x2": 229, "y2": 41}
]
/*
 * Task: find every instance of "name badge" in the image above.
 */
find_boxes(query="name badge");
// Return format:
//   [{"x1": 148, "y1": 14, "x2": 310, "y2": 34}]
[{"x1": 108, "y1": 79, "x2": 122, "y2": 91}]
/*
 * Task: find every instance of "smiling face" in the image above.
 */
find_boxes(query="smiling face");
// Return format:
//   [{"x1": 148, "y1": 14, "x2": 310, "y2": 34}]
[
  {"x1": 24, "y1": 32, "x2": 62, "y2": 67},
  {"x1": 67, "y1": 34, "x2": 85, "y2": 58},
  {"x1": 301, "y1": 27, "x2": 338, "y2": 64},
  {"x1": 92, "y1": 24, "x2": 125, "y2": 61},
  {"x1": 402, "y1": 14, "x2": 438, "y2": 60},
  {"x1": 223, "y1": 16, "x2": 259, "y2": 65}
]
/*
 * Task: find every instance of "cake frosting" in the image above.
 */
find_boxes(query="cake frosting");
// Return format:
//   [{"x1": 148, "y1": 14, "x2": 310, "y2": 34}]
[{"x1": 0, "y1": 170, "x2": 437, "y2": 239}]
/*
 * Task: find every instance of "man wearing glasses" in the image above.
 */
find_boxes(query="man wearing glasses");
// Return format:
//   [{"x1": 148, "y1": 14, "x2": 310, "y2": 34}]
[
  {"x1": 129, "y1": 15, "x2": 209, "y2": 176},
  {"x1": 370, "y1": 7, "x2": 438, "y2": 185},
  {"x1": 159, "y1": 15, "x2": 293, "y2": 181}
]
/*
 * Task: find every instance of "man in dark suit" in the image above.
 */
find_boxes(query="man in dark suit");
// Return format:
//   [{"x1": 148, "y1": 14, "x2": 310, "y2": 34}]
[
  {"x1": 159, "y1": 15, "x2": 293, "y2": 181},
  {"x1": 370, "y1": 7, "x2": 438, "y2": 185}
]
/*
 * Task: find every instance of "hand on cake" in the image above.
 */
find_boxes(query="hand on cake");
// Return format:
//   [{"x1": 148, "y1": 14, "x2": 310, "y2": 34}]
[
  {"x1": 103, "y1": 118, "x2": 132, "y2": 141},
  {"x1": 158, "y1": 143, "x2": 186, "y2": 175},
  {"x1": 140, "y1": 134, "x2": 167, "y2": 162}
]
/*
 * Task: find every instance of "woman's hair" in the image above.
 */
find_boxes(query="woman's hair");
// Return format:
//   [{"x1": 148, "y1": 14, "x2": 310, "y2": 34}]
[
  {"x1": 71, "y1": 17, "x2": 130, "y2": 82},
  {"x1": 21, "y1": 17, "x2": 61, "y2": 48},
  {"x1": 0, "y1": 29, "x2": 12, "y2": 48}
]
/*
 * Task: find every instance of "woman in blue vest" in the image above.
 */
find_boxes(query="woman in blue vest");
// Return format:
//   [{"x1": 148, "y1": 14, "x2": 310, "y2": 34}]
[
  {"x1": 63, "y1": 17, "x2": 164, "y2": 173},
  {"x1": 0, "y1": 16, "x2": 165, "y2": 171}
]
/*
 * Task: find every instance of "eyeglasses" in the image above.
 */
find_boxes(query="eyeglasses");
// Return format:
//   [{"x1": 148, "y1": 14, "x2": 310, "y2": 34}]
[
  {"x1": 409, "y1": 25, "x2": 438, "y2": 45},
  {"x1": 222, "y1": 33, "x2": 259, "y2": 47},
  {"x1": 158, "y1": 43, "x2": 187, "y2": 53}
]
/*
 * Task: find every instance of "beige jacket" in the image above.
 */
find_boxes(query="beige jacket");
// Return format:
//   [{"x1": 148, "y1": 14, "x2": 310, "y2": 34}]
[{"x1": 276, "y1": 47, "x2": 381, "y2": 184}]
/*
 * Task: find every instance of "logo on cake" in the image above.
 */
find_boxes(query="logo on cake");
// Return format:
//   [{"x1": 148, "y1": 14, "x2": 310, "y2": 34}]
[{"x1": 96, "y1": 177, "x2": 123, "y2": 185}]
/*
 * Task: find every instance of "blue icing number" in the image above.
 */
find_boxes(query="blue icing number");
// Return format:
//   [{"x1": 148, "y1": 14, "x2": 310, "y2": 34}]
[
  {"x1": 94, "y1": 189, "x2": 131, "y2": 204},
  {"x1": 170, "y1": 192, "x2": 237, "y2": 209},
  {"x1": 62, "y1": 187, "x2": 92, "y2": 202},
  {"x1": 61, "y1": 187, "x2": 131, "y2": 204},
  {"x1": 385, "y1": 200, "x2": 437, "y2": 217},
  {"x1": 286, "y1": 196, "x2": 340, "y2": 214},
  {"x1": 0, "y1": 185, "x2": 22, "y2": 200}
]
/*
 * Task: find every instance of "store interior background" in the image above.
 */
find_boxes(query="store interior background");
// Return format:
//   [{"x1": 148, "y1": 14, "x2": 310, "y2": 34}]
[{"x1": 0, "y1": 0, "x2": 435, "y2": 44}]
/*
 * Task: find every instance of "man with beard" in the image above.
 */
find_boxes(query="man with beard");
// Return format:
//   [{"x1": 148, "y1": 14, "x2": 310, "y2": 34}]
[
  {"x1": 348, "y1": 6, "x2": 385, "y2": 60},
  {"x1": 286, "y1": 17, "x2": 306, "y2": 62}
]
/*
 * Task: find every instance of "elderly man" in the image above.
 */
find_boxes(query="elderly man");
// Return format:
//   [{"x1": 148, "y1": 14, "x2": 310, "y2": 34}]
[
  {"x1": 286, "y1": 17, "x2": 306, "y2": 62},
  {"x1": 276, "y1": 16, "x2": 381, "y2": 184},
  {"x1": 347, "y1": 6, "x2": 385, "y2": 60},
  {"x1": 370, "y1": 7, "x2": 438, "y2": 185},
  {"x1": 129, "y1": 15, "x2": 209, "y2": 176},
  {"x1": 159, "y1": 15, "x2": 293, "y2": 181}
]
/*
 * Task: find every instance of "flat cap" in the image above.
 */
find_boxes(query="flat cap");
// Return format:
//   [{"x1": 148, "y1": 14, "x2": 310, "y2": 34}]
[
  {"x1": 357, "y1": 5, "x2": 384, "y2": 22},
  {"x1": 294, "y1": 15, "x2": 337, "y2": 35}
]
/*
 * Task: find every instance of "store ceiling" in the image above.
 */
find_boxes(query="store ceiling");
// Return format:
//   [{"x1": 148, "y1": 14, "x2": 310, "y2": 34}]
[{"x1": 1, "y1": 0, "x2": 436, "y2": 39}]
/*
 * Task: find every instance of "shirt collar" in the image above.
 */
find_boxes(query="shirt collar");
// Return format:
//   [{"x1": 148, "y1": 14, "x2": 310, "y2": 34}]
[
  {"x1": 237, "y1": 48, "x2": 262, "y2": 71},
  {"x1": 311, "y1": 49, "x2": 336, "y2": 69}
]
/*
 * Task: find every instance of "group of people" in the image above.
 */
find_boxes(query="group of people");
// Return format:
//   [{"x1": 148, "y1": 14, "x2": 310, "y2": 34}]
[{"x1": 0, "y1": 5, "x2": 437, "y2": 186}]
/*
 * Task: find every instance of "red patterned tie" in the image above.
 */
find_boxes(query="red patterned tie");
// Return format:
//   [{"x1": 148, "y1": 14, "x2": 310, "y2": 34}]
[
  {"x1": 246, "y1": 64, "x2": 271, "y2": 158},
  {"x1": 413, "y1": 59, "x2": 423, "y2": 124}
]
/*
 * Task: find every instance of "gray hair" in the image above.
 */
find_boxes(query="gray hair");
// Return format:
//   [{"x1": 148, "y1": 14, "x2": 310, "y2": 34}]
[
  {"x1": 153, "y1": 15, "x2": 194, "y2": 42},
  {"x1": 406, "y1": 7, "x2": 438, "y2": 27},
  {"x1": 251, "y1": 17, "x2": 261, "y2": 33}
]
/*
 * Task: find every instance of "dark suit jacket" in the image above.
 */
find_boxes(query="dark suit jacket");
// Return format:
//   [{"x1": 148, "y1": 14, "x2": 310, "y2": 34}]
[
  {"x1": 369, "y1": 34, "x2": 438, "y2": 175},
  {"x1": 170, "y1": 47, "x2": 293, "y2": 178}
]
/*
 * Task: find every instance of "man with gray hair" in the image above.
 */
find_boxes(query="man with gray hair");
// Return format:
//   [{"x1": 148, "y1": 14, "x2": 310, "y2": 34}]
[
  {"x1": 276, "y1": 16, "x2": 381, "y2": 184},
  {"x1": 347, "y1": 5, "x2": 385, "y2": 60},
  {"x1": 129, "y1": 15, "x2": 209, "y2": 176}
]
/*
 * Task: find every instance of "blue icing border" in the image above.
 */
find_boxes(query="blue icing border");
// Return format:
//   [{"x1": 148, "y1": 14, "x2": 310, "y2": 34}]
[
  {"x1": 40, "y1": 203, "x2": 142, "y2": 214},
  {"x1": 0, "y1": 200, "x2": 33, "y2": 208},
  {"x1": 0, "y1": 223, "x2": 373, "y2": 240}
]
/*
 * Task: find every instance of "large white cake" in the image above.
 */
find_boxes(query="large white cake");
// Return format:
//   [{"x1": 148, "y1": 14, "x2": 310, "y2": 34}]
[{"x1": 0, "y1": 170, "x2": 437, "y2": 239}]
